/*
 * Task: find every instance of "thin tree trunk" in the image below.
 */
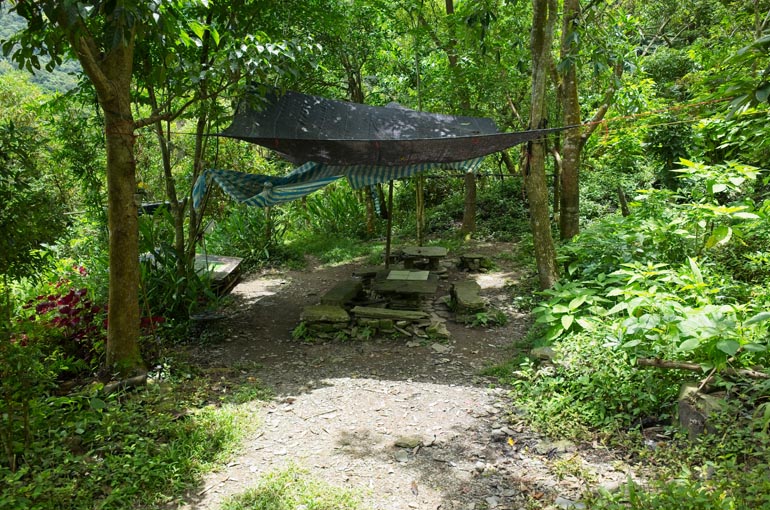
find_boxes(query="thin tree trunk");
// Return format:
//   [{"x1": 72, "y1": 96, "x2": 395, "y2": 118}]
[
  {"x1": 551, "y1": 145, "x2": 563, "y2": 224},
  {"x1": 559, "y1": 0, "x2": 582, "y2": 240},
  {"x1": 527, "y1": 0, "x2": 559, "y2": 290},
  {"x1": 416, "y1": 176, "x2": 426, "y2": 245},
  {"x1": 147, "y1": 85, "x2": 186, "y2": 275},
  {"x1": 461, "y1": 171, "x2": 477, "y2": 236}
]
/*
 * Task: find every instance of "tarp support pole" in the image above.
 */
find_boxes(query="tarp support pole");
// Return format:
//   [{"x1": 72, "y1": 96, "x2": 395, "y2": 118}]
[
  {"x1": 385, "y1": 180, "x2": 394, "y2": 270},
  {"x1": 416, "y1": 175, "x2": 425, "y2": 246}
]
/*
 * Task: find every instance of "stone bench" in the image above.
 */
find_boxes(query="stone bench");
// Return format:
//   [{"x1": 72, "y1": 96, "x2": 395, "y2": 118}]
[
  {"x1": 450, "y1": 280, "x2": 485, "y2": 313},
  {"x1": 320, "y1": 279, "x2": 363, "y2": 306}
]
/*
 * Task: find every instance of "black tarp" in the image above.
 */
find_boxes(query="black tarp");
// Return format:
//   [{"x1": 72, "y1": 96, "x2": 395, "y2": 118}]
[{"x1": 219, "y1": 90, "x2": 565, "y2": 166}]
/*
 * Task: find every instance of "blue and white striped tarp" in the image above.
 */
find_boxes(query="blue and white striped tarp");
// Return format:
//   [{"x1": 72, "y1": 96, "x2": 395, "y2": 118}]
[{"x1": 193, "y1": 158, "x2": 484, "y2": 209}]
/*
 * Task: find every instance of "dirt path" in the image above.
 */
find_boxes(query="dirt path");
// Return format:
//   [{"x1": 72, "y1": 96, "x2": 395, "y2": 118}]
[{"x1": 180, "y1": 245, "x2": 639, "y2": 510}]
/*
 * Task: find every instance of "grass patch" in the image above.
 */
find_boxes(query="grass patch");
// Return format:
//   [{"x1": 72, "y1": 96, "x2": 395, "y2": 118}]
[
  {"x1": 222, "y1": 465, "x2": 364, "y2": 510},
  {"x1": 288, "y1": 233, "x2": 384, "y2": 266},
  {"x1": 1, "y1": 363, "x2": 271, "y2": 510}
]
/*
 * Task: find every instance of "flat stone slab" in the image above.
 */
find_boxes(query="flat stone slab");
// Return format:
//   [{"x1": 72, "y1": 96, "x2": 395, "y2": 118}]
[
  {"x1": 372, "y1": 278, "x2": 438, "y2": 296},
  {"x1": 401, "y1": 246, "x2": 448, "y2": 258},
  {"x1": 351, "y1": 306, "x2": 428, "y2": 321},
  {"x1": 301, "y1": 305, "x2": 350, "y2": 324},
  {"x1": 387, "y1": 270, "x2": 430, "y2": 281},
  {"x1": 352, "y1": 266, "x2": 385, "y2": 278},
  {"x1": 320, "y1": 279, "x2": 363, "y2": 306},
  {"x1": 451, "y1": 280, "x2": 485, "y2": 312}
]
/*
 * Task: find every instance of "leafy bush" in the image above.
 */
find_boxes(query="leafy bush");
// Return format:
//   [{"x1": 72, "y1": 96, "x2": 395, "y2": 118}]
[
  {"x1": 0, "y1": 366, "x2": 267, "y2": 509},
  {"x1": 509, "y1": 332, "x2": 682, "y2": 437},
  {"x1": 206, "y1": 203, "x2": 298, "y2": 269},
  {"x1": 291, "y1": 181, "x2": 369, "y2": 239}
]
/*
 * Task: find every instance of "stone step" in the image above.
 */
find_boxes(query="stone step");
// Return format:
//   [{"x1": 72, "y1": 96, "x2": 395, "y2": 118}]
[
  {"x1": 301, "y1": 305, "x2": 350, "y2": 324},
  {"x1": 351, "y1": 306, "x2": 428, "y2": 321}
]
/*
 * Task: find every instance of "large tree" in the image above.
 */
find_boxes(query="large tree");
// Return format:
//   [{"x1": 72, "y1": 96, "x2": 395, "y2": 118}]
[
  {"x1": 2, "y1": 0, "x2": 163, "y2": 376},
  {"x1": 0, "y1": 0, "x2": 306, "y2": 376},
  {"x1": 528, "y1": 0, "x2": 559, "y2": 288}
]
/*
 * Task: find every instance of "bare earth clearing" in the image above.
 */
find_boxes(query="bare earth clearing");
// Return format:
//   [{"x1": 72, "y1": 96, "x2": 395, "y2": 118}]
[{"x1": 179, "y1": 243, "x2": 642, "y2": 510}]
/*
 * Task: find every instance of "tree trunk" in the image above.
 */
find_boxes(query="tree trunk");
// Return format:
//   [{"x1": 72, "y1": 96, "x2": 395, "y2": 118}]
[
  {"x1": 51, "y1": 6, "x2": 144, "y2": 377},
  {"x1": 527, "y1": 0, "x2": 559, "y2": 290},
  {"x1": 102, "y1": 102, "x2": 143, "y2": 375},
  {"x1": 558, "y1": 0, "x2": 582, "y2": 240},
  {"x1": 461, "y1": 171, "x2": 477, "y2": 236}
]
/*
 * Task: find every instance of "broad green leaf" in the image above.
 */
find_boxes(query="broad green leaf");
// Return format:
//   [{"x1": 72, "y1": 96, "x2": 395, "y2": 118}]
[
  {"x1": 756, "y1": 82, "x2": 770, "y2": 103},
  {"x1": 679, "y1": 338, "x2": 701, "y2": 351},
  {"x1": 607, "y1": 302, "x2": 627, "y2": 315},
  {"x1": 705, "y1": 225, "x2": 732, "y2": 249},
  {"x1": 552, "y1": 304, "x2": 570, "y2": 314},
  {"x1": 743, "y1": 343, "x2": 767, "y2": 352},
  {"x1": 188, "y1": 20, "x2": 207, "y2": 40},
  {"x1": 546, "y1": 327, "x2": 564, "y2": 342},
  {"x1": 561, "y1": 314, "x2": 574, "y2": 331},
  {"x1": 733, "y1": 211, "x2": 759, "y2": 220},
  {"x1": 745, "y1": 311, "x2": 770, "y2": 325},
  {"x1": 711, "y1": 183, "x2": 727, "y2": 194},
  {"x1": 576, "y1": 318, "x2": 594, "y2": 330},
  {"x1": 90, "y1": 397, "x2": 107, "y2": 411},
  {"x1": 621, "y1": 339, "x2": 641, "y2": 348},
  {"x1": 716, "y1": 340, "x2": 740, "y2": 356},
  {"x1": 688, "y1": 257, "x2": 703, "y2": 284},
  {"x1": 569, "y1": 295, "x2": 587, "y2": 310}
]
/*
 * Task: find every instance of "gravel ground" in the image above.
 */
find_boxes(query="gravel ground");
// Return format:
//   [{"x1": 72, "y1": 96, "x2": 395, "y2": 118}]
[{"x1": 178, "y1": 245, "x2": 642, "y2": 510}]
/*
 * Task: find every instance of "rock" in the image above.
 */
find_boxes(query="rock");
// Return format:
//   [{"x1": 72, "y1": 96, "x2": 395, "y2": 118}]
[
  {"x1": 301, "y1": 305, "x2": 350, "y2": 324},
  {"x1": 394, "y1": 449, "x2": 410, "y2": 463},
  {"x1": 530, "y1": 346, "x2": 556, "y2": 361},
  {"x1": 678, "y1": 383, "x2": 728, "y2": 440},
  {"x1": 427, "y1": 321, "x2": 451, "y2": 339},
  {"x1": 406, "y1": 340, "x2": 422, "y2": 348},
  {"x1": 351, "y1": 306, "x2": 428, "y2": 320},
  {"x1": 395, "y1": 436, "x2": 423, "y2": 448},
  {"x1": 554, "y1": 496, "x2": 586, "y2": 509},
  {"x1": 485, "y1": 496, "x2": 500, "y2": 508},
  {"x1": 319, "y1": 280, "x2": 363, "y2": 306},
  {"x1": 431, "y1": 343, "x2": 452, "y2": 354},
  {"x1": 535, "y1": 439, "x2": 575, "y2": 455},
  {"x1": 474, "y1": 460, "x2": 486, "y2": 472}
]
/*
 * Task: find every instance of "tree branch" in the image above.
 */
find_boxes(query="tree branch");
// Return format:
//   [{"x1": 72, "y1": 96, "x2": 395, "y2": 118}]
[{"x1": 637, "y1": 357, "x2": 769, "y2": 380}]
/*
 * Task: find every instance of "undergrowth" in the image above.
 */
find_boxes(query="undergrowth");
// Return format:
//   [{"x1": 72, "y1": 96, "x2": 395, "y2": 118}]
[
  {"x1": 221, "y1": 465, "x2": 363, "y2": 510},
  {"x1": 0, "y1": 359, "x2": 270, "y2": 510}
]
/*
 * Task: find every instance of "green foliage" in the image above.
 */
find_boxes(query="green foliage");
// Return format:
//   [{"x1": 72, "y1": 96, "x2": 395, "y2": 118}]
[
  {"x1": 425, "y1": 176, "x2": 529, "y2": 241},
  {"x1": 138, "y1": 208, "x2": 217, "y2": 323},
  {"x1": 0, "y1": 87, "x2": 67, "y2": 281},
  {"x1": 590, "y1": 390, "x2": 770, "y2": 509},
  {"x1": 0, "y1": 364, "x2": 268, "y2": 509},
  {"x1": 221, "y1": 465, "x2": 363, "y2": 510},
  {"x1": 205, "y1": 204, "x2": 298, "y2": 270},
  {"x1": 509, "y1": 332, "x2": 681, "y2": 437},
  {"x1": 0, "y1": 341, "x2": 60, "y2": 472},
  {"x1": 514, "y1": 159, "x2": 770, "y2": 441},
  {"x1": 291, "y1": 182, "x2": 369, "y2": 239},
  {"x1": 461, "y1": 309, "x2": 509, "y2": 328}
]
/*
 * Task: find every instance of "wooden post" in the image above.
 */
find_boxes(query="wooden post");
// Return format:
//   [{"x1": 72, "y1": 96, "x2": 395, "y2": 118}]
[
  {"x1": 416, "y1": 175, "x2": 425, "y2": 246},
  {"x1": 385, "y1": 180, "x2": 394, "y2": 270}
]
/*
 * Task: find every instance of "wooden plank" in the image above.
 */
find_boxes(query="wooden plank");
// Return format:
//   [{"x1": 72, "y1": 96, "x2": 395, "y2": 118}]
[{"x1": 351, "y1": 306, "x2": 428, "y2": 320}]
